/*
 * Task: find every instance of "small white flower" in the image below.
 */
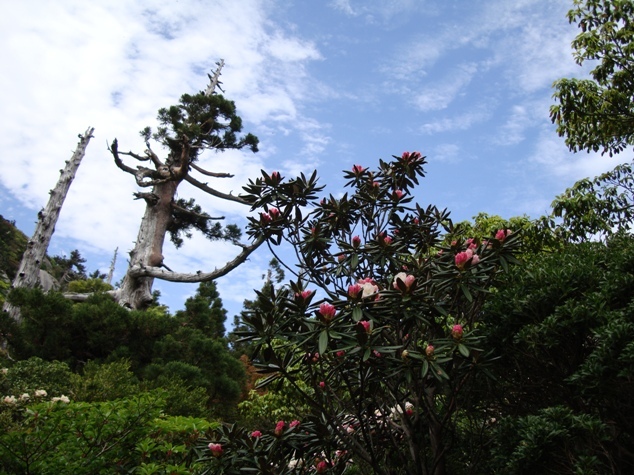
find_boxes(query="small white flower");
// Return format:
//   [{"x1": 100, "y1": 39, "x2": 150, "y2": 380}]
[
  {"x1": 19, "y1": 393, "x2": 30, "y2": 401},
  {"x1": 35, "y1": 389, "x2": 47, "y2": 398},
  {"x1": 2, "y1": 395, "x2": 17, "y2": 405},
  {"x1": 0, "y1": 368, "x2": 8, "y2": 376},
  {"x1": 59, "y1": 395, "x2": 70, "y2": 403}
]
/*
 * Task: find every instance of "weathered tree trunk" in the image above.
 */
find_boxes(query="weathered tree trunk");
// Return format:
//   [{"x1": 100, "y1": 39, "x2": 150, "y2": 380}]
[
  {"x1": 2, "y1": 127, "x2": 94, "y2": 323},
  {"x1": 117, "y1": 180, "x2": 180, "y2": 308},
  {"x1": 106, "y1": 247, "x2": 118, "y2": 285}
]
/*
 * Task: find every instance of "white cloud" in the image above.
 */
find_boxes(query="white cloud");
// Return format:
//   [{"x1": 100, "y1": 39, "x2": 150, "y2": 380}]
[
  {"x1": 529, "y1": 131, "x2": 626, "y2": 181},
  {"x1": 420, "y1": 108, "x2": 491, "y2": 134},
  {"x1": 432, "y1": 143, "x2": 461, "y2": 162},
  {"x1": 414, "y1": 63, "x2": 478, "y2": 111}
]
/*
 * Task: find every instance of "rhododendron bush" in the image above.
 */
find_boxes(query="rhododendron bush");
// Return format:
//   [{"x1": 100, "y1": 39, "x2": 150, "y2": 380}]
[{"x1": 202, "y1": 152, "x2": 521, "y2": 474}]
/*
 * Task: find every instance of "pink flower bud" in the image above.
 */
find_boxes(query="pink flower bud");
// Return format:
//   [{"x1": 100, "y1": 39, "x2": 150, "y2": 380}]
[
  {"x1": 352, "y1": 164, "x2": 365, "y2": 174},
  {"x1": 319, "y1": 302, "x2": 336, "y2": 322},
  {"x1": 401, "y1": 151, "x2": 411, "y2": 160},
  {"x1": 348, "y1": 283, "x2": 363, "y2": 299},
  {"x1": 251, "y1": 430, "x2": 262, "y2": 438},
  {"x1": 452, "y1": 324, "x2": 464, "y2": 340},
  {"x1": 373, "y1": 350, "x2": 382, "y2": 358},
  {"x1": 393, "y1": 272, "x2": 416, "y2": 291},
  {"x1": 352, "y1": 235, "x2": 361, "y2": 248},
  {"x1": 268, "y1": 207, "x2": 280, "y2": 219},
  {"x1": 319, "y1": 381, "x2": 325, "y2": 389},
  {"x1": 299, "y1": 290, "x2": 313, "y2": 300},
  {"x1": 496, "y1": 229, "x2": 512, "y2": 241},
  {"x1": 425, "y1": 344, "x2": 435, "y2": 357},
  {"x1": 359, "y1": 320, "x2": 371, "y2": 334},
  {"x1": 208, "y1": 443, "x2": 223, "y2": 457},
  {"x1": 471, "y1": 254, "x2": 480, "y2": 265},
  {"x1": 383, "y1": 235, "x2": 392, "y2": 245},
  {"x1": 316, "y1": 460, "x2": 328, "y2": 473},
  {"x1": 260, "y1": 212, "x2": 272, "y2": 224},
  {"x1": 290, "y1": 420, "x2": 300, "y2": 429},
  {"x1": 336, "y1": 350, "x2": 346, "y2": 358},
  {"x1": 455, "y1": 251, "x2": 470, "y2": 269},
  {"x1": 393, "y1": 189, "x2": 404, "y2": 200},
  {"x1": 274, "y1": 420, "x2": 285, "y2": 436}
]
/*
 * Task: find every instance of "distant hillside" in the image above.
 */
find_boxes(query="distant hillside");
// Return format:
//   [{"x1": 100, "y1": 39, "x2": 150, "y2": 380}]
[{"x1": 0, "y1": 215, "x2": 28, "y2": 281}]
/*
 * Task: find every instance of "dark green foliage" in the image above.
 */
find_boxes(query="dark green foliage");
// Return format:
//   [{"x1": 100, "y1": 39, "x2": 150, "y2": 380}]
[
  {"x1": 229, "y1": 258, "x2": 285, "y2": 359},
  {"x1": 146, "y1": 90, "x2": 258, "y2": 162},
  {"x1": 551, "y1": 0, "x2": 634, "y2": 155},
  {"x1": 482, "y1": 234, "x2": 634, "y2": 472},
  {"x1": 175, "y1": 281, "x2": 227, "y2": 338},
  {"x1": 70, "y1": 360, "x2": 140, "y2": 402},
  {"x1": 546, "y1": 160, "x2": 634, "y2": 242},
  {"x1": 1, "y1": 357, "x2": 73, "y2": 397},
  {"x1": 0, "y1": 215, "x2": 27, "y2": 282},
  {"x1": 48, "y1": 249, "x2": 87, "y2": 286},
  {"x1": 168, "y1": 198, "x2": 242, "y2": 249},
  {"x1": 2, "y1": 282, "x2": 245, "y2": 417}
]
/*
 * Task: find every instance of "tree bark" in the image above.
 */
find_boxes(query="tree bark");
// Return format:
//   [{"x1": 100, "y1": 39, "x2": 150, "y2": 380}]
[
  {"x1": 117, "y1": 179, "x2": 179, "y2": 308},
  {"x1": 2, "y1": 127, "x2": 94, "y2": 324}
]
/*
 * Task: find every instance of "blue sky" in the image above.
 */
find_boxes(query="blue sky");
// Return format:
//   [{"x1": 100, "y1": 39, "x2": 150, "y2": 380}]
[{"x1": 0, "y1": 0, "x2": 627, "y2": 318}]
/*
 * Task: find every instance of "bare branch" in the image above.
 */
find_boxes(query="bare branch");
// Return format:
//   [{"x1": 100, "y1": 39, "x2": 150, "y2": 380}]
[
  {"x1": 171, "y1": 202, "x2": 224, "y2": 220},
  {"x1": 127, "y1": 235, "x2": 266, "y2": 283},
  {"x1": 184, "y1": 174, "x2": 249, "y2": 205},
  {"x1": 144, "y1": 143, "x2": 164, "y2": 168},
  {"x1": 190, "y1": 161, "x2": 234, "y2": 178},
  {"x1": 205, "y1": 59, "x2": 225, "y2": 96},
  {"x1": 133, "y1": 192, "x2": 159, "y2": 205},
  {"x1": 110, "y1": 139, "x2": 139, "y2": 176},
  {"x1": 64, "y1": 290, "x2": 120, "y2": 302}
]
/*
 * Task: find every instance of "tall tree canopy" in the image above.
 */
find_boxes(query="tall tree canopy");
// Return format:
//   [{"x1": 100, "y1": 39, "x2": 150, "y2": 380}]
[{"x1": 551, "y1": 0, "x2": 634, "y2": 156}]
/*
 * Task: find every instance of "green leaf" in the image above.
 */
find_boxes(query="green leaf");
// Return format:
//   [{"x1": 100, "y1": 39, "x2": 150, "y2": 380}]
[
  {"x1": 352, "y1": 306, "x2": 363, "y2": 322},
  {"x1": 351, "y1": 253, "x2": 359, "y2": 270},
  {"x1": 319, "y1": 330, "x2": 328, "y2": 354},
  {"x1": 460, "y1": 284, "x2": 473, "y2": 302},
  {"x1": 422, "y1": 359, "x2": 429, "y2": 378},
  {"x1": 458, "y1": 343, "x2": 470, "y2": 357}
]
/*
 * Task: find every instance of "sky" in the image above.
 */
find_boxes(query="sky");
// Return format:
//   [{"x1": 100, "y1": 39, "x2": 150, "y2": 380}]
[{"x1": 0, "y1": 0, "x2": 628, "y2": 319}]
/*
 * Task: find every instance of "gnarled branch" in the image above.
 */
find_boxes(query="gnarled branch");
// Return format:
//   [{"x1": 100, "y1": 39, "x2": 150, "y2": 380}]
[
  {"x1": 184, "y1": 174, "x2": 249, "y2": 205},
  {"x1": 190, "y1": 161, "x2": 234, "y2": 178},
  {"x1": 171, "y1": 202, "x2": 224, "y2": 220},
  {"x1": 126, "y1": 234, "x2": 266, "y2": 283}
]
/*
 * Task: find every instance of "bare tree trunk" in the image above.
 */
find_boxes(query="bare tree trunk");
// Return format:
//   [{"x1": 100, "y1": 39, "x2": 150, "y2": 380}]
[
  {"x1": 117, "y1": 180, "x2": 179, "y2": 309},
  {"x1": 2, "y1": 127, "x2": 94, "y2": 323},
  {"x1": 107, "y1": 247, "x2": 118, "y2": 285}
]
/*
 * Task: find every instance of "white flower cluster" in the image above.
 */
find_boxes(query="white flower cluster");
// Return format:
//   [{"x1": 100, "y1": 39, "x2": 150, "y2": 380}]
[{"x1": 1, "y1": 390, "x2": 68, "y2": 406}]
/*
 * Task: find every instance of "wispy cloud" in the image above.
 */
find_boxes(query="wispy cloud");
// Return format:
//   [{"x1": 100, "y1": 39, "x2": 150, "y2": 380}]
[
  {"x1": 414, "y1": 63, "x2": 479, "y2": 111},
  {"x1": 420, "y1": 108, "x2": 491, "y2": 134}
]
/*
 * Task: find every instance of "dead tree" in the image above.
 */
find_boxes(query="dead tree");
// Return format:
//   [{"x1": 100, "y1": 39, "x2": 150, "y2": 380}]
[
  {"x1": 110, "y1": 61, "x2": 264, "y2": 309},
  {"x1": 3, "y1": 127, "x2": 94, "y2": 323}
]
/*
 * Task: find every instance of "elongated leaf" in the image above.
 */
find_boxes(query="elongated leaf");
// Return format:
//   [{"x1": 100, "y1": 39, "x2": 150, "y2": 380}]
[
  {"x1": 352, "y1": 306, "x2": 363, "y2": 322},
  {"x1": 319, "y1": 330, "x2": 328, "y2": 354},
  {"x1": 460, "y1": 284, "x2": 473, "y2": 302},
  {"x1": 458, "y1": 343, "x2": 470, "y2": 357},
  {"x1": 422, "y1": 359, "x2": 429, "y2": 378}
]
